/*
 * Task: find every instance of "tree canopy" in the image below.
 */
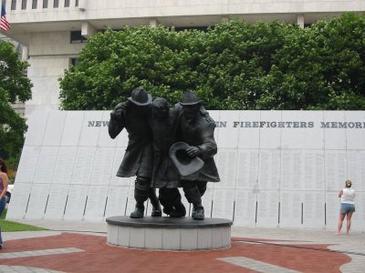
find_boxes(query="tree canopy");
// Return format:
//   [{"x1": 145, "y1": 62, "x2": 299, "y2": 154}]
[
  {"x1": 0, "y1": 40, "x2": 32, "y2": 168},
  {"x1": 59, "y1": 13, "x2": 365, "y2": 110}
]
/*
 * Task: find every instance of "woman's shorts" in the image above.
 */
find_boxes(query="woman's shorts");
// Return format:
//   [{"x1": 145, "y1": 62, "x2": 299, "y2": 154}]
[{"x1": 340, "y1": 203, "x2": 355, "y2": 215}]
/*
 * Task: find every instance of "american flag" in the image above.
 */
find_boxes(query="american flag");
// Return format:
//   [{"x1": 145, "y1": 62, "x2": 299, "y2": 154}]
[{"x1": 0, "y1": 3, "x2": 10, "y2": 32}]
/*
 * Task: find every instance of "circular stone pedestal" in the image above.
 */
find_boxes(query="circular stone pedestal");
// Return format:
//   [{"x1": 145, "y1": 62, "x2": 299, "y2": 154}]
[{"x1": 106, "y1": 216, "x2": 232, "y2": 250}]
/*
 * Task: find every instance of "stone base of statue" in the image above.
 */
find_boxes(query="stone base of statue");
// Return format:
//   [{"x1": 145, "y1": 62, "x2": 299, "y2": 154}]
[{"x1": 106, "y1": 216, "x2": 232, "y2": 250}]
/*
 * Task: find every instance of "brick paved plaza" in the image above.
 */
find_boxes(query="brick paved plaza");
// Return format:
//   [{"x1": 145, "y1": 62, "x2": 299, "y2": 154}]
[{"x1": 0, "y1": 221, "x2": 364, "y2": 273}]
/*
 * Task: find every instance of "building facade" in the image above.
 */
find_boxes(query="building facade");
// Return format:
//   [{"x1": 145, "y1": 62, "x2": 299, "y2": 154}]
[{"x1": 3, "y1": 0, "x2": 365, "y2": 115}]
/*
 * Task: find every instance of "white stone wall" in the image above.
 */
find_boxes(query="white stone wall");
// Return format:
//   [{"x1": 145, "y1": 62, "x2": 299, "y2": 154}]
[{"x1": 7, "y1": 110, "x2": 365, "y2": 231}]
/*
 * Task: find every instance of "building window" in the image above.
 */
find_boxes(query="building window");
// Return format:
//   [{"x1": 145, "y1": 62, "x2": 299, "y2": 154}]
[
  {"x1": 43, "y1": 0, "x2": 48, "y2": 8},
  {"x1": 11, "y1": 0, "x2": 16, "y2": 10},
  {"x1": 53, "y1": 0, "x2": 59, "y2": 8},
  {"x1": 32, "y1": 0, "x2": 37, "y2": 9},
  {"x1": 304, "y1": 23, "x2": 312, "y2": 28},
  {"x1": 64, "y1": 0, "x2": 70, "y2": 7},
  {"x1": 70, "y1": 58, "x2": 79, "y2": 67},
  {"x1": 21, "y1": 0, "x2": 27, "y2": 10},
  {"x1": 174, "y1": 26, "x2": 208, "y2": 32},
  {"x1": 10, "y1": 0, "x2": 16, "y2": 10},
  {"x1": 75, "y1": 0, "x2": 78, "y2": 7},
  {"x1": 70, "y1": 31, "x2": 87, "y2": 44}
]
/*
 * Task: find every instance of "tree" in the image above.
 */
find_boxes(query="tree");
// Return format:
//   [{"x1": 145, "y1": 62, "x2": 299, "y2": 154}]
[
  {"x1": 59, "y1": 13, "x2": 365, "y2": 110},
  {"x1": 0, "y1": 40, "x2": 32, "y2": 169},
  {"x1": 259, "y1": 13, "x2": 365, "y2": 110},
  {"x1": 60, "y1": 26, "x2": 200, "y2": 109}
]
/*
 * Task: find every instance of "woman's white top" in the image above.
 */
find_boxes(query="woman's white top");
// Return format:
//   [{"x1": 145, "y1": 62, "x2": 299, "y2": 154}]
[{"x1": 341, "y1": 188, "x2": 355, "y2": 204}]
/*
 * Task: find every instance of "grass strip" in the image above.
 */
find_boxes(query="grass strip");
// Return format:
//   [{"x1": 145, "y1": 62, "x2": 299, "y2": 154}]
[
  {"x1": 0, "y1": 219, "x2": 47, "y2": 232},
  {"x1": 0, "y1": 209, "x2": 47, "y2": 232}
]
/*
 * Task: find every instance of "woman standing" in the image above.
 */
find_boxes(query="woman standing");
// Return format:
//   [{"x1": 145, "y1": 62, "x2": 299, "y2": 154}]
[
  {"x1": 0, "y1": 159, "x2": 9, "y2": 248},
  {"x1": 337, "y1": 179, "x2": 355, "y2": 235}
]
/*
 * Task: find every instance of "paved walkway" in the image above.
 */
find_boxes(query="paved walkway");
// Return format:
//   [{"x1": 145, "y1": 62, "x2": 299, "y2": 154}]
[{"x1": 0, "y1": 220, "x2": 364, "y2": 273}]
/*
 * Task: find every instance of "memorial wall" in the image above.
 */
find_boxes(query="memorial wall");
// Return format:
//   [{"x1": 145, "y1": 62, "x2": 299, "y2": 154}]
[{"x1": 7, "y1": 110, "x2": 365, "y2": 231}]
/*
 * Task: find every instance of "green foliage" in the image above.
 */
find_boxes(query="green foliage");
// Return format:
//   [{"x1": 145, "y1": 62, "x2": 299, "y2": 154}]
[
  {"x1": 59, "y1": 13, "x2": 365, "y2": 110},
  {"x1": 0, "y1": 41, "x2": 32, "y2": 166}
]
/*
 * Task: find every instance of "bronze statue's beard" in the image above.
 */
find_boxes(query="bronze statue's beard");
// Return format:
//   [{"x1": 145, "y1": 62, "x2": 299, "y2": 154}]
[
  {"x1": 183, "y1": 115, "x2": 196, "y2": 124},
  {"x1": 155, "y1": 114, "x2": 168, "y2": 121},
  {"x1": 129, "y1": 105, "x2": 147, "y2": 117},
  {"x1": 153, "y1": 109, "x2": 169, "y2": 120}
]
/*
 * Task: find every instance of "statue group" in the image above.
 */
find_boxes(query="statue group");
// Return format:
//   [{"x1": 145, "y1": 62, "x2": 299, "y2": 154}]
[{"x1": 108, "y1": 87, "x2": 220, "y2": 220}]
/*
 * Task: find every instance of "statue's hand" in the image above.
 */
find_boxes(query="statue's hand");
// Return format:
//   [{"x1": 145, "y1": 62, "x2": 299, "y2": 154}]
[
  {"x1": 186, "y1": 146, "x2": 200, "y2": 158},
  {"x1": 110, "y1": 110, "x2": 122, "y2": 121},
  {"x1": 110, "y1": 103, "x2": 125, "y2": 121}
]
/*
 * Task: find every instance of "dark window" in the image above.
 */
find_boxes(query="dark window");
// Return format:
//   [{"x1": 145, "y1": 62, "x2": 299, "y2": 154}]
[
  {"x1": 53, "y1": 0, "x2": 59, "y2": 8},
  {"x1": 43, "y1": 0, "x2": 48, "y2": 8},
  {"x1": 70, "y1": 31, "x2": 87, "y2": 44},
  {"x1": 174, "y1": 26, "x2": 208, "y2": 32},
  {"x1": 11, "y1": 0, "x2": 16, "y2": 10},
  {"x1": 304, "y1": 23, "x2": 312, "y2": 28},
  {"x1": 21, "y1": 0, "x2": 27, "y2": 10},
  {"x1": 32, "y1": 0, "x2": 37, "y2": 9},
  {"x1": 64, "y1": 0, "x2": 70, "y2": 7},
  {"x1": 75, "y1": 0, "x2": 78, "y2": 7},
  {"x1": 70, "y1": 58, "x2": 79, "y2": 67}
]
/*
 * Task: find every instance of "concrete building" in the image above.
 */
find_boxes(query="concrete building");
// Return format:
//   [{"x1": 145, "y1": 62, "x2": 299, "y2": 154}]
[{"x1": 3, "y1": 0, "x2": 365, "y2": 115}]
